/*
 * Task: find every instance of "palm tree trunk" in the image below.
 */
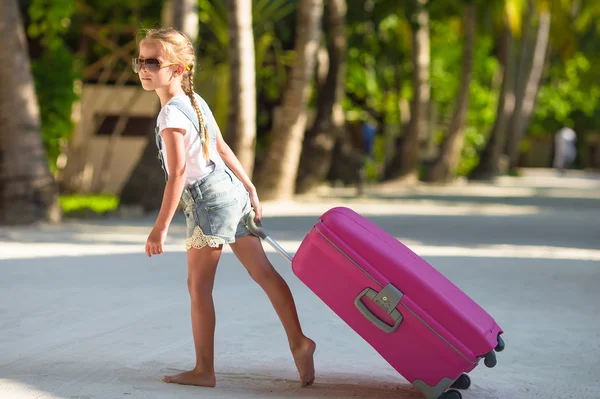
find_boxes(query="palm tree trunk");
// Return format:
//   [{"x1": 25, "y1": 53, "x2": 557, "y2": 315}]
[
  {"x1": 226, "y1": 0, "x2": 257, "y2": 178},
  {"x1": 163, "y1": 0, "x2": 199, "y2": 41},
  {"x1": 469, "y1": 23, "x2": 516, "y2": 180},
  {"x1": 0, "y1": 0, "x2": 61, "y2": 225},
  {"x1": 256, "y1": 0, "x2": 323, "y2": 201},
  {"x1": 423, "y1": 3, "x2": 475, "y2": 183},
  {"x1": 385, "y1": 0, "x2": 430, "y2": 182},
  {"x1": 504, "y1": 5, "x2": 551, "y2": 169},
  {"x1": 295, "y1": 0, "x2": 347, "y2": 194}
]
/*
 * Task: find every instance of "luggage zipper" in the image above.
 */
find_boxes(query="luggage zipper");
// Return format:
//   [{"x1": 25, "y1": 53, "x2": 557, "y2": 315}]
[{"x1": 314, "y1": 224, "x2": 476, "y2": 365}]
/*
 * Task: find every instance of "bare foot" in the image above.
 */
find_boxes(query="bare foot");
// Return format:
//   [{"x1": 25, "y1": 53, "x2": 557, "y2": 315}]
[
  {"x1": 292, "y1": 337, "x2": 316, "y2": 387},
  {"x1": 162, "y1": 369, "x2": 216, "y2": 387}
]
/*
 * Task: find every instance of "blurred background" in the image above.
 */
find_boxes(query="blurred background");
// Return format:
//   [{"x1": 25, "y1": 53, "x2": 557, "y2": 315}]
[{"x1": 1, "y1": 0, "x2": 600, "y2": 225}]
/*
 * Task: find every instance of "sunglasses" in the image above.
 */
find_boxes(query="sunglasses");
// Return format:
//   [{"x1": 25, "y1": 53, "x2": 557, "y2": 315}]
[{"x1": 132, "y1": 58, "x2": 177, "y2": 73}]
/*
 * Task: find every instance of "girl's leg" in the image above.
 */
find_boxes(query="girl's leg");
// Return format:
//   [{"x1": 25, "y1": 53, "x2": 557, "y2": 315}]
[
  {"x1": 163, "y1": 244, "x2": 223, "y2": 387},
  {"x1": 229, "y1": 234, "x2": 316, "y2": 387}
]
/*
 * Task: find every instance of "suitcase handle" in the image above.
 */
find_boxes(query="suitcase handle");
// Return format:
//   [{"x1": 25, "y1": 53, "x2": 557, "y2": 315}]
[
  {"x1": 354, "y1": 286, "x2": 404, "y2": 333},
  {"x1": 244, "y1": 209, "x2": 268, "y2": 239},
  {"x1": 245, "y1": 210, "x2": 293, "y2": 263}
]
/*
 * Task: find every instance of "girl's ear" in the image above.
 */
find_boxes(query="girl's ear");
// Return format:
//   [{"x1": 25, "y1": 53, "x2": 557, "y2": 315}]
[{"x1": 171, "y1": 64, "x2": 184, "y2": 77}]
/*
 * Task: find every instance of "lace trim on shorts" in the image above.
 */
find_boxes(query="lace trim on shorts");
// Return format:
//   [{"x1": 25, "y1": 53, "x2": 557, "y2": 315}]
[{"x1": 186, "y1": 225, "x2": 226, "y2": 249}]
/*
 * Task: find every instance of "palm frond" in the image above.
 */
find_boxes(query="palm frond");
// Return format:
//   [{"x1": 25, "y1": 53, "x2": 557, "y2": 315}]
[{"x1": 198, "y1": 0, "x2": 228, "y2": 47}]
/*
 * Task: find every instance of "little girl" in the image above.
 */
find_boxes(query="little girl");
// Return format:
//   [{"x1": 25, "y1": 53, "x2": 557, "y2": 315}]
[{"x1": 133, "y1": 27, "x2": 316, "y2": 388}]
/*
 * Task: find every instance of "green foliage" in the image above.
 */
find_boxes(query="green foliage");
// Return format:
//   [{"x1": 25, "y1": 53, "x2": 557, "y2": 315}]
[
  {"x1": 27, "y1": 0, "x2": 79, "y2": 172},
  {"x1": 59, "y1": 194, "x2": 119, "y2": 214},
  {"x1": 459, "y1": 41, "x2": 499, "y2": 176},
  {"x1": 429, "y1": 16, "x2": 499, "y2": 176},
  {"x1": 30, "y1": 44, "x2": 80, "y2": 171},
  {"x1": 531, "y1": 52, "x2": 600, "y2": 135},
  {"x1": 72, "y1": 0, "x2": 161, "y2": 26},
  {"x1": 28, "y1": 0, "x2": 76, "y2": 51},
  {"x1": 24, "y1": 0, "x2": 600, "y2": 189},
  {"x1": 365, "y1": 134, "x2": 388, "y2": 181},
  {"x1": 26, "y1": 0, "x2": 163, "y2": 172},
  {"x1": 430, "y1": 18, "x2": 463, "y2": 124},
  {"x1": 525, "y1": 0, "x2": 600, "y2": 136},
  {"x1": 344, "y1": 0, "x2": 411, "y2": 125},
  {"x1": 195, "y1": 0, "x2": 297, "y2": 133}
]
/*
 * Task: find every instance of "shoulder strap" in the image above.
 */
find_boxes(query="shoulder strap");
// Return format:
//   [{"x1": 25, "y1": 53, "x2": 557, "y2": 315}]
[{"x1": 168, "y1": 96, "x2": 201, "y2": 134}]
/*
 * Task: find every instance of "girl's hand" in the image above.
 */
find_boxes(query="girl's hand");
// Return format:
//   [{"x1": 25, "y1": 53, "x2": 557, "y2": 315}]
[
  {"x1": 249, "y1": 189, "x2": 263, "y2": 222},
  {"x1": 146, "y1": 226, "x2": 168, "y2": 257}
]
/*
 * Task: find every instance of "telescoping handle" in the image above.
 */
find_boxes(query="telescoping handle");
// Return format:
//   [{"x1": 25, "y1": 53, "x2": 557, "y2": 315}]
[{"x1": 245, "y1": 210, "x2": 294, "y2": 263}]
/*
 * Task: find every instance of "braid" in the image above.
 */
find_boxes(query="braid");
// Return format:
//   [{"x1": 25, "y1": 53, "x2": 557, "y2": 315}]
[{"x1": 182, "y1": 66, "x2": 210, "y2": 160}]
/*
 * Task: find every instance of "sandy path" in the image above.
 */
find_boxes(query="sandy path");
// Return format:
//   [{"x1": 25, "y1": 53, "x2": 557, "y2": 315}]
[{"x1": 2, "y1": 175, "x2": 599, "y2": 399}]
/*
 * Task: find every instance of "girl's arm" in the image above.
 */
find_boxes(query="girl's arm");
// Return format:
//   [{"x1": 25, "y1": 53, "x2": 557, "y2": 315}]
[
  {"x1": 154, "y1": 128, "x2": 187, "y2": 231},
  {"x1": 212, "y1": 115, "x2": 262, "y2": 220},
  {"x1": 213, "y1": 116, "x2": 256, "y2": 195}
]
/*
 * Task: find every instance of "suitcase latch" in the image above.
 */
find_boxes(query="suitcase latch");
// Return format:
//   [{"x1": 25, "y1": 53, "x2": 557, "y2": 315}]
[{"x1": 374, "y1": 284, "x2": 404, "y2": 313}]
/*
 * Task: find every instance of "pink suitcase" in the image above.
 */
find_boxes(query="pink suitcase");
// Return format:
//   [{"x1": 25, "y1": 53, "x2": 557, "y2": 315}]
[{"x1": 245, "y1": 206, "x2": 505, "y2": 399}]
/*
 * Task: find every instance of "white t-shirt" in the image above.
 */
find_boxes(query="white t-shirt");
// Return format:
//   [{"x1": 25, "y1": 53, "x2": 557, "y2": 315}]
[{"x1": 156, "y1": 95, "x2": 216, "y2": 185}]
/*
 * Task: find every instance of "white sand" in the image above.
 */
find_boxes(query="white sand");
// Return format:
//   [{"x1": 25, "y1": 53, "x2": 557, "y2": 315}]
[{"x1": 2, "y1": 174, "x2": 600, "y2": 399}]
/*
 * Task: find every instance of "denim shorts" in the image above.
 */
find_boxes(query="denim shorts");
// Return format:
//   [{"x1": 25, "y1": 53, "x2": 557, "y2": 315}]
[{"x1": 181, "y1": 167, "x2": 253, "y2": 249}]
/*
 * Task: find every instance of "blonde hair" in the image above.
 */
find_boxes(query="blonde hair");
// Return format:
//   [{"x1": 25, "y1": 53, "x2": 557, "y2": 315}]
[{"x1": 138, "y1": 27, "x2": 210, "y2": 160}]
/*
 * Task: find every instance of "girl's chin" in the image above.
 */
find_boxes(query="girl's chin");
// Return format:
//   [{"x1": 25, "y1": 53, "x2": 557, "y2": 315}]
[{"x1": 140, "y1": 80, "x2": 155, "y2": 90}]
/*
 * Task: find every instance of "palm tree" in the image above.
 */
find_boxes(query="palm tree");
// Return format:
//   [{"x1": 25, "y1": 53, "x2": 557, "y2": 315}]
[
  {"x1": 295, "y1": 0, "x2": 347, "y2": 194},
  {"x1": 423, "y1": 1, "x2": 476, "y2": 182},
  {"x1": 163, "y1": 0, "x2": 200, "y2": 40},
  {"x1": 504, "y1": 0, "x2": 551, "y2": 169},
  {"x1": 256, "y1": 0, "x2": 324, "y2": 201},
  {"x1": 191, "y1": 0, "x2": 296, "y2": 135},
  {"x1": 0, "y1": 0, "x2": 61, "y2": 225},
  {"x1": 227, "y1": 0, "x2": 257, "y2": 177},
  {"x1": 469, "y1": 0, "x2": 529, "y2": 180},
  {"x1": 472, "y1": 0, "x2": 586, "y2": 177},
  {"x1": 385, "y1": 0, "x2": 430, "y2": 182},
  {"x1": 469, "y1": 20, "x2": 517, "y2": 180},
  {"x1": 503, "y1": 0, "x2": 600, "y2": 171}
]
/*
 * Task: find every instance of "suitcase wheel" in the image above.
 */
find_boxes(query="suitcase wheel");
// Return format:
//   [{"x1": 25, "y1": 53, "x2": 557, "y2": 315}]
[
  {"x1": 438, "y1": 389, "x2": 462, "y2": 399},
  {"x1": 450, "y1": 374, "x2": 471, "y2": 390},
  {"x1": 484, "y1": 350, "x2": 497, "y2": 368},
  {"x1": 495, "y1": 334, "x2": 505, "y2": 352}
]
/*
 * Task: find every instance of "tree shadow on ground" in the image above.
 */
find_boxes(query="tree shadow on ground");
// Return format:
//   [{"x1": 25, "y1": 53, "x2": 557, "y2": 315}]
[
  {"x1": 325, "y1": 186, "x2": 600, "y2": 211},
  {"x1": 2, "y1": 208, "x2": 599, "y2": 251},
  {"x1": 242, "y1": 212, "x2": 600, "y2": 250}
]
